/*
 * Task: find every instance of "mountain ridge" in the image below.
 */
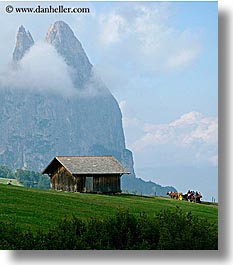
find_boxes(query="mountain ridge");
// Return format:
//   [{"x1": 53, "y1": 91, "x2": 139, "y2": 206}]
[
  {"x1": 13, "y1": 25, "x2": 34, "y2": 62},
  {"x1": 45, "y1": 21, "x2": 93, "y2": 88}
]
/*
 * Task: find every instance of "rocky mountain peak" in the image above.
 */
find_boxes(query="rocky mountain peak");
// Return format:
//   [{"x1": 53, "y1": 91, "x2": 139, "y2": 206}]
[
  {"x1": 12, "y1": 25, "x2": 34, "y2": 62},
  {"x1": 45, "y1": 21, "x2": 75, "y2": 44},
  {"x1": 45, "y1": 21, "x2": 92, "y2": 87}
]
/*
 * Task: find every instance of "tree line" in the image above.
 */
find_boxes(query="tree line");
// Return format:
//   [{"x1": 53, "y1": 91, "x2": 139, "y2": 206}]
[
  {"x1": 0, "y1": 208, "x2": 218, "y2": 250},
  {"x1": 0, "y1": 165, "x2": 50, "y2": 189}
]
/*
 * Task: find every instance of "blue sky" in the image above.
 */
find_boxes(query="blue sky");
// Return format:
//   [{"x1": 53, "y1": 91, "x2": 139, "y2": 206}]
[{"x1": 0, "y1": 1, "x2": 218, "y2": 200}]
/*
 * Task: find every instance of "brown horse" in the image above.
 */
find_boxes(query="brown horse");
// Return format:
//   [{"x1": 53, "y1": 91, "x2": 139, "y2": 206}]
[
  {"x1": 167, "y1": 191, "x2": 183, "y2": 200},
  {"x1": 167, "y1": 191, "x2": 176, "y2": 199}
]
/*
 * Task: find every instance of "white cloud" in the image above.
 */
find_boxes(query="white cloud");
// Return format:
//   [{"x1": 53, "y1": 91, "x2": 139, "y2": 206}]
[
  {"x1": 165, "y1": 46, "x2": 201, "y2": 70},
  {"x1": 133, "y1": 111, "x2": 218, "y2": 150},
  {"x1": 95, "y1": 2, "x2": 201, "y2": 76},
  {"x1": 120, "y1": 104, "x2": 218, "y2": 167},
  {"x1": 0, "y1": 42, "x2": 120, "y2": 99},
  {"x1": 99, "y1": 12, "x2": 128, "y2": 45},
  {"x1": 0, "y1": 42, "x2": 77, "y2": 97},
  {"x1": 170, "y1": 112, "x2": 203, "y2": 127}
]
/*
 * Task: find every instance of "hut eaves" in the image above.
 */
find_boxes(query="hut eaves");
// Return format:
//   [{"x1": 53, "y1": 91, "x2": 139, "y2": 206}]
[{"x1": 42, "y1": 156, "x2": 130, "y2": 175}]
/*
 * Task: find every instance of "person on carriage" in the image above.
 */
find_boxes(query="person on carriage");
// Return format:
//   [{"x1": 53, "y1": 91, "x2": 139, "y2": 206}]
[
  {"x1": 195, "y1": 191, "x2": 202, "y2": 203},
  {"x1": 187, "y1": 190, "x2": 191, "y2": 200}
]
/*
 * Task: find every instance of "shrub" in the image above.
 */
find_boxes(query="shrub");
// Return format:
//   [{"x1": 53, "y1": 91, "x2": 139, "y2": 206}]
[
  {"x1": 0, "y1": 208, "x2": 218, "y2": 250},
  {"x1": 155, "y1": 208, "x2": 218, "y2": 250}
]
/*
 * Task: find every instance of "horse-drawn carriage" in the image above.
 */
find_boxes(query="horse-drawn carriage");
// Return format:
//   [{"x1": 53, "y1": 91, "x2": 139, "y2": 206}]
[{"x1": 167, "y1": 190, "x2": 202, "y2": 203}]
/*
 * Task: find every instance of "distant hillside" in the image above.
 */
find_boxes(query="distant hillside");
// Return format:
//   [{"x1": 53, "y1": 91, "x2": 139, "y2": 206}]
[
  {"x1": 136, "y1": 166, "x2": 218, "y2": 201},
  {"x1": 122, "y1": 175, "x2": 177, "y2": 196}
]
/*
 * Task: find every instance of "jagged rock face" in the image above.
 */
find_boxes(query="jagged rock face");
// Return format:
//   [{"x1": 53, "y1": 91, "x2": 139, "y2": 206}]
[
  {"x1": 45, "y1": 21, "x2": 92, "y2": 87},
  {"x1": 12, "y1": 26, "x2": 34, "y2": 62},
  {"x1": 0, "y1": 89, "x2": 128, "y2": 171},
  {"x1": 0, "y1": 21, "x2": 131, "y2": 175}
]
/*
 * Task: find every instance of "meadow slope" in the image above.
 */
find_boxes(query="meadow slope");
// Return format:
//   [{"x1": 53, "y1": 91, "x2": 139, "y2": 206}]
[{"x1": 0, "y1": 184, "x2": 218, "y2": 232}]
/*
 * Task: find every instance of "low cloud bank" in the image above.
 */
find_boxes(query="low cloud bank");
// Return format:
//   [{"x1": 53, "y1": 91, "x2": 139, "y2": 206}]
[
  {"x1": 0, "y1": 42, "x2": 109, "y2": 98},
  {"x1": 0, "y1": 43, "x2": 77, "y2": 97}
]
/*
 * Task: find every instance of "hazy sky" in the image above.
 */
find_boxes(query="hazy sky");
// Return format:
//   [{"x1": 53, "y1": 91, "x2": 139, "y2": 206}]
[{"x1": 0, "y1": 1, "x2": 218, "y2": 200}]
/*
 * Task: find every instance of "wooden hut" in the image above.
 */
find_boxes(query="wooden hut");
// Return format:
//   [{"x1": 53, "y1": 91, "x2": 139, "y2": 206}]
[{"x1": 42, "y1": 156, "x2": 130, "y2": 193}]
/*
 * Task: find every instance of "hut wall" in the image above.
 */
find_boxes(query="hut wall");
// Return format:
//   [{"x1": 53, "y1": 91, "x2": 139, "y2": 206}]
[
  {"x1": 50, "y1": 166, "x2": 83, "y2": 192},
  {"x1": 93, "y1": 175, "x2": 121, "y2": 193},
  {"x1": 50, "y1": 168, "x2": 121, "y2": 193}
]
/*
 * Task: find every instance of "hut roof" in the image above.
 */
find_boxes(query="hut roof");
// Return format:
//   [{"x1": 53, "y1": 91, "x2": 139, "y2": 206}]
[{"x1": 42, "y1": 156, "x2": 130, "y2": 175}]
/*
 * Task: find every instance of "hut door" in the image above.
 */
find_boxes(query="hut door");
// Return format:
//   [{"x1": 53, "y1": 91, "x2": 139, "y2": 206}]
[{"x1": 86, "y1": 176, "x2": 93, "y2": 192}]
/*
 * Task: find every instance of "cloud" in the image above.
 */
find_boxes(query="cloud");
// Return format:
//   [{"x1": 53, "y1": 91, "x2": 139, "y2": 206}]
[
  {"x1": 121, "y1": 102, "x2": 218, "y2": 167},
  {"x1": 99, "y1": 12, "x2": 128, "y2": 45},
  {"x1": 95, "y1": 2, "x2": 201, "y2": 75},
  {"x1": 77, "y1": 2, "x2": 203, "y2": 95},
  {"x1": 165, "y1": 46, "x2": 201, "y2": 70},
  {"x1": 0, "y1": 42, "x2": 110, "y2": 98},
  {"x1": 133, "y1": 111, "x2": 218, "y2": 149},
  {"x1": 80, "y1": 67, "x2": 110, "y2": 97},
  {"x1": 0, "y1": 42, "x2": 76, "y2": 97}
]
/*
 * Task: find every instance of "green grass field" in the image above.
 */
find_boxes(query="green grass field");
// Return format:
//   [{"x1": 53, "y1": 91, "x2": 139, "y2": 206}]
[{"x1": 0, "y1": 183, "x2": 218, "y2": 233}]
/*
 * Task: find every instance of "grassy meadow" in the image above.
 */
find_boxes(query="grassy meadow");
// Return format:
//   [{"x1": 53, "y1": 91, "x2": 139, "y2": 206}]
[
  {"x1": 0, "y1": 178, "x2": 23, "y2": 186},
  {"x1": 0, "y1": 183, "x2": 218, "y2": 233}
]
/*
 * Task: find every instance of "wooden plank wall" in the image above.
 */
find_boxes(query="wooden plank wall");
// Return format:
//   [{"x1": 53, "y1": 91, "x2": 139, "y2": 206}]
[
  {"x1": 50, "y1": 166, "x2": 84, "y2": 192},
  {"x1": 93, "y1": 175, "x2": 121, "y2": 193},
  {"x1": 50, "y1": 167, "x2": 121, "y2": 193}
]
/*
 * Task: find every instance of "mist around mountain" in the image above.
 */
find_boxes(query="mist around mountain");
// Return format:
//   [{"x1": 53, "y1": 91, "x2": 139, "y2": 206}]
[{"x1": 0, "y1": 21, "x2": 176, "y2": 195}]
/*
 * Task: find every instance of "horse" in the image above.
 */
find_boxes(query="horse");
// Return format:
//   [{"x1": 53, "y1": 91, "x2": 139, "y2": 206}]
[
  {"x1": 182, "y1": 191, "x2": 202, "y2": 203},
  {"x1": 167, "y1": 191, "x2": 183, "y2": 200},
  {"x1": 167, "y1": 191, "x2": 177, "y2": 199},
  {"x1": 189, "y1": 194, "x2": 196, "y2": 202}
]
